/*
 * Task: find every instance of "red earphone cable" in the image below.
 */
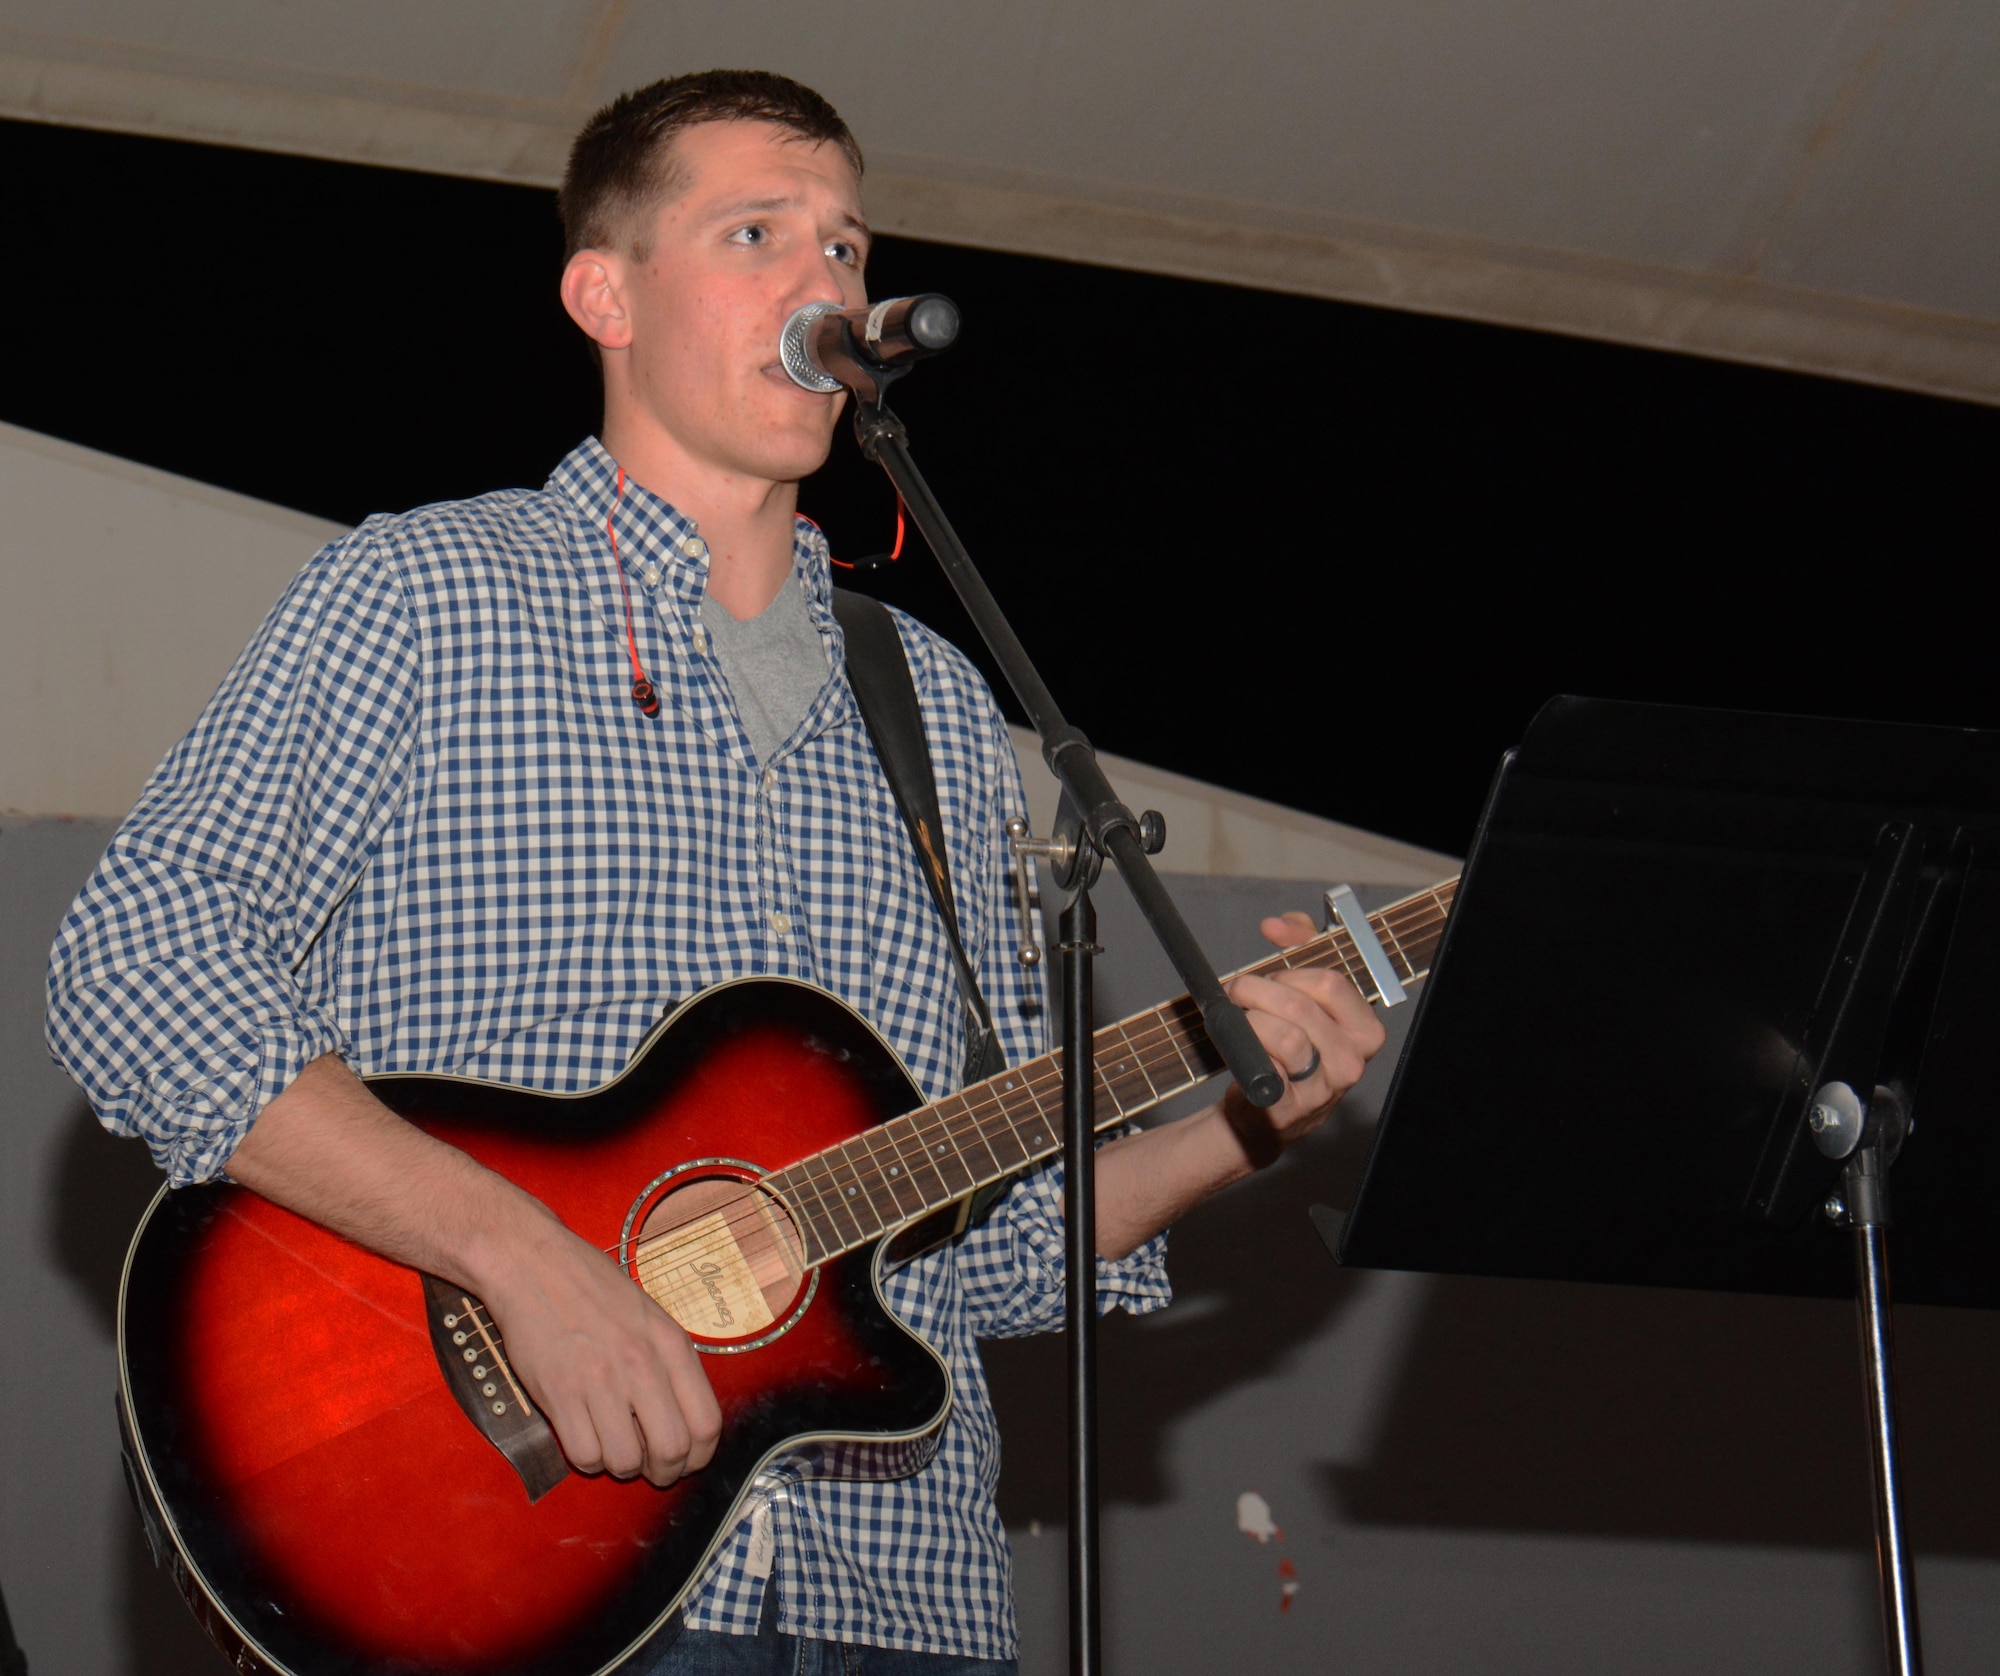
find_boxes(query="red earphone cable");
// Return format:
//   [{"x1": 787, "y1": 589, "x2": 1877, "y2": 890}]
[
  {"x1": 607, "y1": 468, "x2": 660, "y2": 716},
  {"x1": 826, "y1": 494, "x2": 906, "y2": 571}
]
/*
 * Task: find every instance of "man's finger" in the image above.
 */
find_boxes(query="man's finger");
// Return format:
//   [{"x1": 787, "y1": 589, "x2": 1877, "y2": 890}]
[
  {"x1": 539, "y1": 1385, "x2": 607, "y2": 1475},
  {"x1": 658, "y1": 1324, "x2": 723, "y2": 1474},
  {"x1": 1259, "y1": 910, "x2": 1318, "y2": 949},
  {"x1": 626, "y1": 1365, "x2": 693, "y2": 1488},
  {"x1": 1244, "y1": 964, "x2": 1386, "y2": 1055},
  {"x1": 584, "y1": 1383, "x2": 651, "y2": 1480},
  {"x1": 1230, "y1": 974, "x2": 1371, "y2": 1096}
]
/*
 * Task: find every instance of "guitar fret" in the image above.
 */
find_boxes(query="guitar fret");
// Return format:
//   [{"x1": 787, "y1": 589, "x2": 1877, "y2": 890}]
[
  {"x1": 796, "y1": 1172, "x2": 844, "y2": 1261},
  {"x1": 981, "y1": 1074, "x2": 1037, "y2": 1171},
  {"x1": 888, "y1": 1111, "x2": 954, "y2": 1208},
  {"x1": 952, "y1": 1080, "x2": 1024, "y2": 1184},
  {"x1": 759, "y1": 1186, "x2": 817, "y2": 1273},
  {"x1": 1109, "y1": 1019, "x2": 1163, "y2": 1103},
  {"x1": 801, "y1": 1153, "x2": 867, "y2": 1249},
  {"x1": 859, "y1": 1127, "x2": 928, "y2": 1219},
  {"x1": 1097, "y1": 1020, "x2": 1157, "y2": 1114},
  {"x1": 1155, "y1": 1000, "x2": 1201, "y2": 1085},
  {"x1": 944, "y1": 1090, "x2": 1008, "y2": 1183},
  {"x1": 1348, "y1": 932, "x2": 1386, "y2": 1003},
  {"x1": 772, "y1": 1170, "x2": 836, "y2": 1264},
  {"x1": 1016, "y1": 1062, "x2": 1064, "y2": 1153},
  {"x1": 1113, "y1": 1014, "x2": 1189, "y2": 1102},
  {"x1": 1376, "y1": 913, "x2": 1415, "y2": 979},
  {"x1": 826, "y1": 1143, "x2": 891, "y2": 1237},
  {"x1": 792, "y1": 1161, "x2": 846, "y2": 1249},
  {"x1": 1160, "y1": 996, "x2": 1224, "y2": 1084},
  {"x1": 912, "y1": 1100, "x2": 978, "y2": 1198}
]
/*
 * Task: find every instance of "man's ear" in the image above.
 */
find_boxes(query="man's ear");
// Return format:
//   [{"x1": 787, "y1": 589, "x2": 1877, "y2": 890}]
[{"x1": 561, "y1": 249, "x2": 633, "y2": 353}]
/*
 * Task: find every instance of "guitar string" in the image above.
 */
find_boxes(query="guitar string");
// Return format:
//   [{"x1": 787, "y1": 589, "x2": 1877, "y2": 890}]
[
  {"x1": 617, "y1": 894, "x2": 1455, "y2": 1286},
  {"x1": 614, "y1": 890, "x2": 1459, "y2": 1278},
  {"x1": 623, "y1": 890, "x2": 1456, "y2": 1280},
  {"x1": 623, "y1": 995, "x2": 1258, "y2": 1278},
  {"x1": 453, "y1": 889, "x2": 1460, "y2": 1378}
]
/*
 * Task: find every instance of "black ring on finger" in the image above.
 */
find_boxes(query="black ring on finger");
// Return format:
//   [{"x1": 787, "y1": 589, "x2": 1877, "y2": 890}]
[{"x1": 1285, "y1": 1045, "x2": 1322, "y2": 1083}]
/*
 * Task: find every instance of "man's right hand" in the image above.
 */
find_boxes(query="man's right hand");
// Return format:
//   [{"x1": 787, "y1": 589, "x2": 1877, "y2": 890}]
[
  {"x1": 474, "y1": 1210, "x2": 721, "y2": 1485},
  {"x1": 228, "y1": 1054, "x2": 720, "y2": 1488}
]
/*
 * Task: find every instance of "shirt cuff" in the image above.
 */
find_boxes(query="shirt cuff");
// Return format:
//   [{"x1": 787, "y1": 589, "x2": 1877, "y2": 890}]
[
  {"x1": 987, "y1": 1145, "x2": 1173, "y2": 1321},
  {"x1": 138, "y1": 1016, "x2": 350, "y2": 1186}
]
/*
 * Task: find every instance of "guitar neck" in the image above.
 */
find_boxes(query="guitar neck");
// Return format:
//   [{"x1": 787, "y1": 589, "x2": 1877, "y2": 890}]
[{"x1": 763, "y1": 877, "x2": 1459, "y2": 1266}]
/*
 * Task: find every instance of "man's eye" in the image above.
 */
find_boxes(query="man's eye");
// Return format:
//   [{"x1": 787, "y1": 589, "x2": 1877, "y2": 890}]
[
  {"x1": 729, "y1": 224, "x2": 769, "y2": 246},
  {"x1": 825, "y1": 239, "x2": 860, "y2": 267}
]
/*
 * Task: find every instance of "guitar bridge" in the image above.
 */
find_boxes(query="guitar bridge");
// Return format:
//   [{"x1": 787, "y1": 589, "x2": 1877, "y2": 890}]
[{"x1": 420, "y1": 1274, "x2": 568, "y2": 1502}]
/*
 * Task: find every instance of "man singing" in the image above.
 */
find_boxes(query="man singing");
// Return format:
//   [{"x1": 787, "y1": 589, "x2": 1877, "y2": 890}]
[{"x1": 47, "y1": 70, "x2": 1383, "y2": 1674}]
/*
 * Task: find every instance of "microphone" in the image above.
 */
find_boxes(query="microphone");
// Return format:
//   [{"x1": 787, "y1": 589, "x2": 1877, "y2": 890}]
[{"x1": 780, "y1": 295, "x2": 960, "y2": 399}]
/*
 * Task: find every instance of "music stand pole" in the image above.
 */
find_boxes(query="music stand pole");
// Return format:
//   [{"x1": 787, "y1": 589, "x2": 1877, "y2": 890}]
[
  {"x1": 1061, "y1": 885, "x2": 1103, "y2": 1676},
  {"x1": 1838, "y1": 1146, "x2": 1923, "y2": 1674},
  {"x1": 841, "y1": 395, "x2": 1280, "y2": 1676}
]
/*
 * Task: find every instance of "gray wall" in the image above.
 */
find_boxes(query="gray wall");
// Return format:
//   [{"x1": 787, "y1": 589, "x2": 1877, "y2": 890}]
[{"x1": 6, "y1": 830, "x2": 2000, "y2": 1673}]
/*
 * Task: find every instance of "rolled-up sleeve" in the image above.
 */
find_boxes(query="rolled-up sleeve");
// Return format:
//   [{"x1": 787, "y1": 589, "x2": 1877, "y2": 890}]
[
  {"x1": 956, "y1": 1146, "x2": 1172, "y2": 1339},
  {"x1": 45, "y1": 531, "x2": 417, "y2": 1186}
]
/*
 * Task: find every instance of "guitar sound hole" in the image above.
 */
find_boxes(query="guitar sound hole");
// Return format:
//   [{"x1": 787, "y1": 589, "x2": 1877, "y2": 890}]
[{"x1": 632, "y1": 1176, "x2": 808, "y2": 1344}]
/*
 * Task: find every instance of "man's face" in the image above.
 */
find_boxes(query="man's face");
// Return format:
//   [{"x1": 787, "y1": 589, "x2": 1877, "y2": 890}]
[{"x1": 613, "y1": 119, "x2": 868, "y2": 486}]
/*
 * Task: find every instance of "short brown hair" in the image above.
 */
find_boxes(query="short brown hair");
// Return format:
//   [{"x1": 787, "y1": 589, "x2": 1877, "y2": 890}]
[{"x1": 558, "y1": 70, "x2": 863, "y2": 261}]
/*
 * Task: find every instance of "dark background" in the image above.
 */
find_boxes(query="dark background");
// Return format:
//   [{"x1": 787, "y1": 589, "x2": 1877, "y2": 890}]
[{"x1": 6, "y1": 115, "x2": 1995, "y2": 857}]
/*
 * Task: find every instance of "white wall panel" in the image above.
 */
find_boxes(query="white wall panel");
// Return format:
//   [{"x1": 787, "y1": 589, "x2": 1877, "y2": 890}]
[{"x1": 0, "y1": 421, "x2": 342, "y2": 819}]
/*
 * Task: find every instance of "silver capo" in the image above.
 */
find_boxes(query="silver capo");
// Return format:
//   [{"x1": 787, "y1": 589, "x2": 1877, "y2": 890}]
[{"x1": 1324, "y1": 883, "x2": 1407, "y2": 1007}]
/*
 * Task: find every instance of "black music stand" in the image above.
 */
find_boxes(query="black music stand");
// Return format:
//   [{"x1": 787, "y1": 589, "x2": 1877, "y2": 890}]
[{"x1": 1334, "y1": 696, "x2": 2000, "y2": 1676}]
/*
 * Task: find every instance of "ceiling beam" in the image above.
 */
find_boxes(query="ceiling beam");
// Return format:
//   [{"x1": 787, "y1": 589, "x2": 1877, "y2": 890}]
[{"x1": 5, "y1": 42, "x2": 1995, "y2": 407}]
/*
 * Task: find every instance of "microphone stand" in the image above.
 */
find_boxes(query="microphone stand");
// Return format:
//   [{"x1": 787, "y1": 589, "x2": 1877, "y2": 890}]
[{"x1": 844, "y1": 381, "x2": 1284, "y2": 1676}]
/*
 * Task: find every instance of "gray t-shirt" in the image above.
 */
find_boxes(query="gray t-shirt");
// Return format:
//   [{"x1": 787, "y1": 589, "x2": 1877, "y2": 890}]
[{"x1": 700, "y1": 572, "x2": 832, "y2": 767}]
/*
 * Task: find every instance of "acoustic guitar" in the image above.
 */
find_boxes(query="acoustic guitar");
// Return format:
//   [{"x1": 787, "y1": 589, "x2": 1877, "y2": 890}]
[{"x1": 117, "y1": 878, "x2": 1455, "y2": 1675}]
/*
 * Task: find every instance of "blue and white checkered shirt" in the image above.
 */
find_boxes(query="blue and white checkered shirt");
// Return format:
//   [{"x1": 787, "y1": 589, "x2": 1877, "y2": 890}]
[{"x1": 45, "y1": 437, "x2": 1170, "y2": 1661}]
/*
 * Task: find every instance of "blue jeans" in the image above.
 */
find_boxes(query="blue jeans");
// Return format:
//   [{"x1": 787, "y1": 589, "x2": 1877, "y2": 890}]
[{"x1": 633, "y1": 1588, "x2": 1016, "y2": 1676}]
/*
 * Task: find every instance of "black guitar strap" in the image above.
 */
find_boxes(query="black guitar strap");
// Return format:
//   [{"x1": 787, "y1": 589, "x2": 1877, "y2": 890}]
[{"x1": 832, "y1": 589, "x2": 1008, "y2": 1090}]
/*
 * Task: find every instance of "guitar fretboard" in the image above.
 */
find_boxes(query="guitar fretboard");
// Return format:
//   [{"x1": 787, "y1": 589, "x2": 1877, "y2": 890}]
[{"x1": 674, "y1": 878, "x2": 1455, "y2": 1269}]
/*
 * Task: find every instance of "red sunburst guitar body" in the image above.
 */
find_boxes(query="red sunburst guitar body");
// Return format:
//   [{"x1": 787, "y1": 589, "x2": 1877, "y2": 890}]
[{"x1": 117, "y1": 979, "x2": 954, "y2": 1676}]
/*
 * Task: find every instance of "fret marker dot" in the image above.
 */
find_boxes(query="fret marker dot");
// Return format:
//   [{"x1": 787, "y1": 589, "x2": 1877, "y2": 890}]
[{"x1": 889, "y1": 1166, "x2": 900, "y2": 1176}]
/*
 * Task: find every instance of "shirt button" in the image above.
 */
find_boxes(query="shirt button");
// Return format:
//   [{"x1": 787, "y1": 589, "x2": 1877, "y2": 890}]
[
  {"x1": 769, "y1": 910, "x2": 792, "y2": 935},
  {"x1": 692, "y1": 625, "x2": 709, "y2": 654},
  {"x1": 684, "y1": 536, "x2": 708, "y2": 559},
  {"x1": 639, "y1": 560, "x2": 661, "y2": 589},
  {"x1": 762, "y1": 768, "x2": 777, "y2": 791}
]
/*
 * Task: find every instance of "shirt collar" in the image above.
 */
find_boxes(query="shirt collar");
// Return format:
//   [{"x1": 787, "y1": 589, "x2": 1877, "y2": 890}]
[{"x1": 548, "y1": 436, "x2": 836, "y2": 612}]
